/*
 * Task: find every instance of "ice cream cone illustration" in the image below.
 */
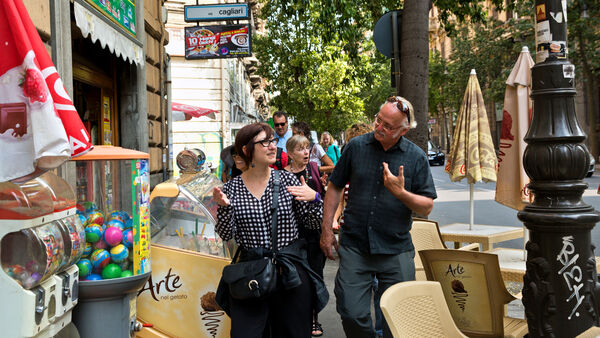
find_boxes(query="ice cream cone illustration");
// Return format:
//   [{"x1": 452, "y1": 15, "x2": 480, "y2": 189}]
[{"x1": 200, "y1": 291, "x2": 224, "y2": 337}]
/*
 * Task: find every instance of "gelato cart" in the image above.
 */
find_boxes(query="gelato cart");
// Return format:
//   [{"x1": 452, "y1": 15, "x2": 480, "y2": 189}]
[
  {"x1": 136, "y1": 155, "x2": 232, "y2": 338},
  {"x1": 0, "y1": 171, "x2": 84, "y2": 337},
  {"x1": 69, "y1": 146, "x2": 152, "y2": 337}
]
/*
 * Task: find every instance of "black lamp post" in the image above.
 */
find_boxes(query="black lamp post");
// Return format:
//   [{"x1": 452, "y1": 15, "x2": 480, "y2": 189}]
[{"x1": 519, "y1": 0, "x2": 600, "y2": 336}]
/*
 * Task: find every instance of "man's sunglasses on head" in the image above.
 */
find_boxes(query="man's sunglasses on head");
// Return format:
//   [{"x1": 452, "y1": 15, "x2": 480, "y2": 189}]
[{"x1": 386, "y1": 96, "x2": 411, "y2": 124}]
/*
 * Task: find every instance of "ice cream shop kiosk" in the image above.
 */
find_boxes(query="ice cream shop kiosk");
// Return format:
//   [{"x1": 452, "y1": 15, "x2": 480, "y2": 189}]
[{"x1": 136, "y1": 151, "x2": 232, "y2": 338}]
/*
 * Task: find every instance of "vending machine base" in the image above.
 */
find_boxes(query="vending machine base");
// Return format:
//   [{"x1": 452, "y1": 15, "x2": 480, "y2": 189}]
[{"x1": 72, "y1": 272, "x2": 150, "y2": 338}]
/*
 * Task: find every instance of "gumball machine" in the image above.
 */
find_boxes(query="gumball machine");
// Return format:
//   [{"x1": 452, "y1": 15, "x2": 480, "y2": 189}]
[
  {"x1": 69, "y1": 146, "x2": 151, "y2": 338},
  {"x1": 0, "y1": 171, "x2": 85, "y2": 337}
]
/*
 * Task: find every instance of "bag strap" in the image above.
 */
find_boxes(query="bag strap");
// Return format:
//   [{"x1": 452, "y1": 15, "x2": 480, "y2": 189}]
[{"x1": 271, "y1": 170, "x2": 281, "y2": 252}]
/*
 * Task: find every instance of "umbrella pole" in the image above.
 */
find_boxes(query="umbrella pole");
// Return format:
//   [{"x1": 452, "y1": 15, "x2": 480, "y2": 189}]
[{"x1": 469, "y1": 183, "x2": 474, "y2": 230}]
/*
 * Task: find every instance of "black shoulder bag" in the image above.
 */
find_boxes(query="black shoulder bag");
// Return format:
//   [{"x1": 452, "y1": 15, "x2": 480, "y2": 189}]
[{"x1": 221, "y1": 170, "x2": 281, "y2": 299}]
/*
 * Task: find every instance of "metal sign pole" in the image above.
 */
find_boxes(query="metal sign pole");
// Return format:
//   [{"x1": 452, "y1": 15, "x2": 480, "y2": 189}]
[{"x1": 391, "y1": 11, "x2": 401, "y2": 95}]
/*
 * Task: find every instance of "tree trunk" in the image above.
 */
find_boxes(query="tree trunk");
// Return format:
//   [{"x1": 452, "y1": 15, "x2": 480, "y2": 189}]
[{"x1": 400, "y1": 0, "x2": 429, "y2": 153}]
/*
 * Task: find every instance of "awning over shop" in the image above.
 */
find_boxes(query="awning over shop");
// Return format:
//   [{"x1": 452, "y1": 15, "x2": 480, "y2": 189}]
[
  {"x1": 73, "y1": 1, "x2": 144, "y2": 66},
  {"x1": 172, "y1": 102, "x2": 218, "y2": 121}
]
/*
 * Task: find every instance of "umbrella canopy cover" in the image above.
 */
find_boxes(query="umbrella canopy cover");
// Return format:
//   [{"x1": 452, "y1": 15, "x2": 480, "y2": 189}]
[
  {"x1": 446, "y1": 70, "x2": 497, "y2": 184},
  {"x1": 495, "y1": 47, "x2": 535, "y2": 210},
  {"x1": 172, "y1": 102, "x2": 218, "y2": 120},
  {"x1": 0, "y1": 0, "x2": 92, "y2": 182}
]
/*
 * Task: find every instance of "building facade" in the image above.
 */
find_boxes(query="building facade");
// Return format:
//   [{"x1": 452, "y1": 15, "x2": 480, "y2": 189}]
[{"x1": 164, "y1": 0, "x2": 269, "y2": 178}]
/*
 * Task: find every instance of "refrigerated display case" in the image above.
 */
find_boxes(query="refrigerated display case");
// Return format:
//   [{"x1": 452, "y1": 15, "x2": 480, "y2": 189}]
[
  {"x1": 0, "y1": 171, "x2": 83, "y2": 337},
  {"x1": 137, "y1": 163, "x2": 232, "y2": 338}
]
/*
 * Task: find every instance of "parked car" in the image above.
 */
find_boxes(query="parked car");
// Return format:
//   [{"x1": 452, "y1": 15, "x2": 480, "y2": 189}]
[
  {"x1": 428, "y1": 141, "x2": 445, "y2": 166},
  {"x1": 587, "y1": 152, "x2": 595, "y2": 177}
]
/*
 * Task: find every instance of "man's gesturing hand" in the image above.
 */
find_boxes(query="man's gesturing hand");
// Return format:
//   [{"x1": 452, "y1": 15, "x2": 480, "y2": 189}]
[
  {"x1": 382, "y1": 162, "x2": 405, "y2": 198},
  {"x1": 212, "y1": 187, "x2": 230, "y2": 206}
]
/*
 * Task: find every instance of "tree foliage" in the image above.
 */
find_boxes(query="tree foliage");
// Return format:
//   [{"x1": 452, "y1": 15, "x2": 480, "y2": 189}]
[{"x1": 254, "y1": 0, "x2": 510, "y2": 136}]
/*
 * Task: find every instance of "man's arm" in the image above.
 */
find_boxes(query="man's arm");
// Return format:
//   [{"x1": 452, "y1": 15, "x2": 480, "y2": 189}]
[
  {"x1": 320, "y1": 182, "x2": 342, "y2": 260},
  {"x1": 382, "y1": 163, "x2": 434, "y2": 216}
]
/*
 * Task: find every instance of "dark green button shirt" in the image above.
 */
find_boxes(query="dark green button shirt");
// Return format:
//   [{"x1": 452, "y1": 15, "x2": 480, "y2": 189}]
[{"x1": 330, "y1": 132, "x2": 437, "y2": 255}]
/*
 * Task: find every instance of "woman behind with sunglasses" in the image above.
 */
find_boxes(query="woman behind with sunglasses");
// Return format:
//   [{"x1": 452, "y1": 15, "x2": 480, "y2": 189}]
[{"x1": 213, "y1": 123, "x2": 328, "y2": 338}]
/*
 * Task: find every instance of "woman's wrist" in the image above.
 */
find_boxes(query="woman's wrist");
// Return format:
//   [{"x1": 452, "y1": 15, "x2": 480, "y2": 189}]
[{"x1": 310, "y1": 192, "x2": 322, "y2": 204}]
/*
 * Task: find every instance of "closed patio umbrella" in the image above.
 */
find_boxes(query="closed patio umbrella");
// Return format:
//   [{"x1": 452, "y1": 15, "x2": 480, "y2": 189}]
[
  {"x1": 445, "y1": 69, "x2": 498, "y2": 230},
  {"x1": 495, "y1": 46, "x2": 535, "y2": 211}
]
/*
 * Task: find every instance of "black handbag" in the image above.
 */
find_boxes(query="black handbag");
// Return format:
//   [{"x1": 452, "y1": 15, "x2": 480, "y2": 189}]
[{"x1": 220, "y1": 170, "x2": 281, "y2": 299}]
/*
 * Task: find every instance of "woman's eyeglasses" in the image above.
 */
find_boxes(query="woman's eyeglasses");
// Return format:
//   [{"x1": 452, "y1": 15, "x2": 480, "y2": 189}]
[
  {"x1": 253, "y1": 138, "x2": 277, "y2": 147},
  {"x1": 386, "y1": 96, "x2": 411, "y2": 124}
]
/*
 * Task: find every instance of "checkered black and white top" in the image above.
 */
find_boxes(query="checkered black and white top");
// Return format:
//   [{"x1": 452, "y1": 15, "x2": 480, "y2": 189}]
[{"x1": 216, "y1": 169, "x2": 323, "y2": 250}]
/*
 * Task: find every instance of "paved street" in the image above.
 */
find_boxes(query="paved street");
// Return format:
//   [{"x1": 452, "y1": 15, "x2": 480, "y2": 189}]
[{"x1": 317, "y1": 164, "x2": 600, "y2": 337}]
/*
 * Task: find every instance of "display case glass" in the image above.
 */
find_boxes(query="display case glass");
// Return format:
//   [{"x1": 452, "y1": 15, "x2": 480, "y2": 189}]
[{"x1": 150, "y1": 172, "x2": 230, "y2": 258}]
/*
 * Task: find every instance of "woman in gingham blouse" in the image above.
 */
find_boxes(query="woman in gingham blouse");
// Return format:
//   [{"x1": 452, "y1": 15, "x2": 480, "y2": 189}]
[{"x1": 213, "y1": 122, "x2": 325, "y2": 338}]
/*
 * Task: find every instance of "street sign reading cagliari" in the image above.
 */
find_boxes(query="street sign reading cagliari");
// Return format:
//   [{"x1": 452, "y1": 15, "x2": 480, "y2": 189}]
[{"x1": 184, "y1": 3, "x2": 250, "y2": 22}]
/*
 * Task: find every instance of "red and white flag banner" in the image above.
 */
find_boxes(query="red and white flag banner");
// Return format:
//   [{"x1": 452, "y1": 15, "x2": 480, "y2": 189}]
[{"x1": 0, "y1": 0, "x2": 92, "y2": 182}]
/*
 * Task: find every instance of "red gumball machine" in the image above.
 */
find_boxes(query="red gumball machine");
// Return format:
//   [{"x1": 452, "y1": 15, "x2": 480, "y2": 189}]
[{"x1": 0, "y1": 171, "x2": 85, "y2": 337}]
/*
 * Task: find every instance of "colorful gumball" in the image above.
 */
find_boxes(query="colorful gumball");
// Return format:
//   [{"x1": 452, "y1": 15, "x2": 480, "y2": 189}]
[
  {"x1": 122, "y1": 228, "x2": 133, "y2": 248},
  {"x1": 108, "y1": 211, "x2": 125, "y2": 223},
  {"x1": 101, "y1": 264, "x2": 122, "y2": 279},
  {"x1": 118, "y1": 260, "x2": 130, "y2": 271},
  {"x1": 128, "y1": 249, "x2": 134, "y2": 262},
  {"x1": 125, "y1": 219, "x2": 132, "y2": 229},
  {"x1": 94, "y1": 238, "x2": 108, "y2": 250},
  {"x1": 120, "y1": 270, "x2": 133, "y2": 278},
  {"x1": 86, "y1": 211, "x2": 104, "y2": 226},
  {"x1": 110, "y1": 244, "x2": 129, "y2": 263},
  {"x1": 83, "y1": 242, "x2": 93, "y2": 256},
  {"x1": 77, "y1": 259, "x2": 92, "y2": 278},
  {"x1": 86, "y1": 273, "x2": 102, "y2": 281},
  {"x1": 90, "y1": 249, "x2": 111, "y2": 270},
  {"x1": 106, "y1": 219, "x2": 124, "y2": 231},
  {"x1": 78, "y1": 213, "x2": 87, "y2": 225},
  {"x1": 85, "y1": 224, "x2": 103, "y2": 243},
  {"x1": 104, "y1": 227, "x2": 123, "y2": 246}
]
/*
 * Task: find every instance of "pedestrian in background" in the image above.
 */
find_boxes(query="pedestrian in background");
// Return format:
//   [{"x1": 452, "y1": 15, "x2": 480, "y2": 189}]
[
  {"x1": 213, "y1": 123, "x2": 328, "y2": 338},
  {"x1": 272, "y1": 111, "x2": 291, "y2": 170},
  {"x1": 291, "y1": 121, "x2": 334, "y2": 174},
  {"x1": 285, "y1": 134, "x2": 326, "y2": 337},
  {"x1": 220, "y1": 145, "x2": 248, "y2": 182},
  {"x1": 320, "y1": 96, "x2": 437, "y2": 338},
  {"x1": 320, "y1": 131, "x2": 341, "y2": 166}
]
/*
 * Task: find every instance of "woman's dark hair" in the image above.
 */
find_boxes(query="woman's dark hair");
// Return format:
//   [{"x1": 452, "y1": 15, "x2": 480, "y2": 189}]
[
  {"x1": 235, "y1": 122, "x2": 274, "y2": 166},
  {"x1": 291, "y1": 121, "x2": 313, "y2": 143}
]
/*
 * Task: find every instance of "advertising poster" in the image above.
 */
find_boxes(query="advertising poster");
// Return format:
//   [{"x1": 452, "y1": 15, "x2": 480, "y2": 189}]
[
  {"x1": 85, "y1": 0, "x2": 136, "y2": 37},
  {"x1": 185, "y1": 24, "x2": 251, "y2": 59},
  {"x1": 137, "y1": 245, "x2": 231, "y2": 337}
]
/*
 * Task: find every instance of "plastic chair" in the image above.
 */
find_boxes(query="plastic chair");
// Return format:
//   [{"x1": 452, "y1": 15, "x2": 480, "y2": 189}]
[
  {"x1": 411, "y1": 218, "x2": 479, "y2": 280},
  {"x1": 380, "y1": 281, "x2": 468, "y2": 338},
  {"x1": 419, "y1": 249, "x2": 528, "y2": 338}
]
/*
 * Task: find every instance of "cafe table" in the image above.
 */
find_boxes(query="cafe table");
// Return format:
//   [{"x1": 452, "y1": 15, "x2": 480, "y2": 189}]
[
  {"x1": 488, "y1": 247, "x2": 600, "y2": 283},
  {"x1": 439, "y1": 223, "x2": 524, "y2": 251}
]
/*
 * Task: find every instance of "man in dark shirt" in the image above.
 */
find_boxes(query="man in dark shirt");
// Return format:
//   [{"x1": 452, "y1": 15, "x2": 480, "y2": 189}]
[{"x1": 320, "y1": 96, "x2": 437, "y2": 338}]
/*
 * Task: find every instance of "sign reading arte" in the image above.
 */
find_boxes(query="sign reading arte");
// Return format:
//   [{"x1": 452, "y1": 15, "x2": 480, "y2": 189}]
[
  {"x1": 85, "y1": 0, "x2": 136, "y2": 37},
  {"x1": 185, "y1": 24, "x2": 251, "y2": 60}
]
